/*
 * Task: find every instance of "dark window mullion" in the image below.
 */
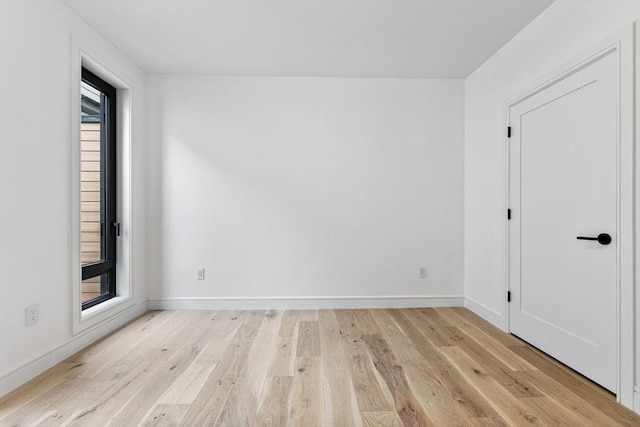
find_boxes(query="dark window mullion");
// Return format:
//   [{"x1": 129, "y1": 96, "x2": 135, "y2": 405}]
[{"x1": 81, "y1": 260, "x2": 113, "y2": 281}]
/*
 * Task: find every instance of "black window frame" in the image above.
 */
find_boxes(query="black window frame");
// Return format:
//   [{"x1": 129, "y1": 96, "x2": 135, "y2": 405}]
[{"x1": 81, "y1": 67, "x2": 118, "y2": 310}]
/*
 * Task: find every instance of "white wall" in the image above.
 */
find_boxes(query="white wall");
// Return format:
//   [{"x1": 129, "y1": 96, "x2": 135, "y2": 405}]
[
  {"x1": 148, "y1": 77, "x2": 464, "y2": 308},
  {"x1": 464, "y1": 0, "x2": 639, "y2": 402},
  {"x1": 0, "y1": 0, "x2": 148, "y2": 394}
]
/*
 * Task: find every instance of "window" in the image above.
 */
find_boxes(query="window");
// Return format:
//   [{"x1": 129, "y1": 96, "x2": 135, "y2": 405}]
[{"x1": 80, "y1": 67, "x2": 118, "y2": 310}]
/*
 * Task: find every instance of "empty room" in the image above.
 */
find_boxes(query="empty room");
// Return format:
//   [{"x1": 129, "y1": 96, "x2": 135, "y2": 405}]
[{"x1": 1, "y1": 0, "x2": 640, "y2": 425}]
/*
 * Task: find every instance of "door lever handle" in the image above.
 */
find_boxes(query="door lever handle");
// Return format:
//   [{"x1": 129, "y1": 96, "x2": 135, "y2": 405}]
[{"x1": 577, "y1": 233, "x2": 611, "y2": 245}]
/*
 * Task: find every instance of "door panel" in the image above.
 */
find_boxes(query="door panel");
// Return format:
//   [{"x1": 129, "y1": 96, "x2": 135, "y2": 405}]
[{"x1": 509, "y1": 51, "x2": 618, "y2": 392}]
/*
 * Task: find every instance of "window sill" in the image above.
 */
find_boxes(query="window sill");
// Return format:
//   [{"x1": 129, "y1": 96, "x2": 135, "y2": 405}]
[
  {"x1": 82, "y1": 295, "x2": 128, "y2": 318},
  {"x1": 74, "y1": 295, "x2": 135, "y2": 335}
]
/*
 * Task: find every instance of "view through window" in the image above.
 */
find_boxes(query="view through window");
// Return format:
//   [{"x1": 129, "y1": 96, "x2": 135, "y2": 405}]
[{"x1": 80, "y1": 68, "x2": 117, "y2": 310}]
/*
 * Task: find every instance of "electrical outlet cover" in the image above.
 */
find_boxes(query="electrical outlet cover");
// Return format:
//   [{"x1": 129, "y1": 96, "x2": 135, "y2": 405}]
[{"x1": 26, "y1": 304, "x2": 39, "y2": 327}]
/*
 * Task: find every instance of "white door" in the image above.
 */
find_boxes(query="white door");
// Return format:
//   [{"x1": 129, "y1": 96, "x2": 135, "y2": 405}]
[{"x1": 509, "y1": 50, "x2": 618, "y2": 392}]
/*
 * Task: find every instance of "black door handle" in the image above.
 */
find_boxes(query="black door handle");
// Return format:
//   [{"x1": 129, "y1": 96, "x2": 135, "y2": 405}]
[{"x1": 577, "y1": 233, "x2": 611, "y2": 245}]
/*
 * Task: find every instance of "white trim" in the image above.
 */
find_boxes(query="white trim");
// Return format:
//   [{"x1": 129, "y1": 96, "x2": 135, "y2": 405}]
[
  {"x1": 636, "y1": 20, "x2": 640, "y2": 417},
  {"x1": 148, "y1": 295, "x2": 464, "y2": 311},
  {"x1": 70, "y1": 37, "x2": 136, "y2": 335},
  {"x1": 502, "y1": 87, "x2": 511, "y2": 333},
  {"x1": 503, "y1": 23, "x2": 636, "y2": 409},
  {"x1": 464, "y1": 297, "x2": 502, "y2": 329},
  {"x1": 617, "y1": 22, "x2": 636, "y2": 411},
  {"x1": 0, "y1": 302, "x2": 147, "y2": 397}
]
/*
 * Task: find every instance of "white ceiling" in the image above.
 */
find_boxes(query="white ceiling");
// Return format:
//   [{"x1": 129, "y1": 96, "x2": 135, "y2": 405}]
[{"x1": 64, "y1": 0, "x2": 554, "y2": 78}]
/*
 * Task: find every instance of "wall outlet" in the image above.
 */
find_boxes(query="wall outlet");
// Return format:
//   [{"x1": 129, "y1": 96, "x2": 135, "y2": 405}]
[
  {"x1": 196, "y1": 268, "x2": 205, "y2": 280},
  {"x1": 26, "y1": 304, "x2": 39, "y2": 327},
  {"x1": 419, "y1": 267, "x2": 427, "y2": 279}
]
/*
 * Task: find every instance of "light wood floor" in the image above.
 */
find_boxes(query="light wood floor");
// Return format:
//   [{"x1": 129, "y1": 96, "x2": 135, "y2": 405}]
[{"x1": 1, "y1": 308, "x2": 639, "y2": 426}]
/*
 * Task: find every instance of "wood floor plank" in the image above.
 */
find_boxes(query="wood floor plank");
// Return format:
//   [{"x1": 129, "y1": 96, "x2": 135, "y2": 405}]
[
  {"x1": 466, "y1": 417, "x2": 510, "y2": 427},
  {"x1": 28, "y1": 410, "x2": 58, "y2": 426},
  {"x1": 440, "y1": 345, "x2": 586, "y2": 427},
  {"x1": 353, "y1": 309, "x2": 381, "y2": 334},
  {"x1": 278, "y1": 310, "x2": 299, "y2": 337},
  {"x1": 109, "y1": 314, "x2": 240, "y2": 425},
  {"x1": 336, "y1": 311, "x2": 394, "y2": 412},
  {"x1": 69, "y1": 360, "x2": 158, "y2": 426},
  {"x1": 297, "y1": 309, "x2": 318, "y2": 321},
  {"x1": 370, "y1": 309, "x2": 421, "y2": 363},
  {"x1": 267, "y1": 337, "x2": 296, "y2": 377},
  {"x1": 213, "y1": 358, "x2": 259, "y2": 427},
  {"x1": 68, "y1": 311, "x2": 217, "y2": 426},
  {"x1": 296, "y1": 320, "x2": 320, "y2": 357},
  {"x1": 233, "y1": 310, "x2": 266, "y2": 342},
  {"x1": 2, "y1": 308, "x2": 638, "y2": 427},
  {"x1": 245, "y1": 310, "x2": 284, "y2": 395},
  {"x1": 446, "y1": 307, "x2": 526, "y2": 347},
  {"x1": 385, "y1": 310, "x2": 441, "y2": 359},
  {"x1": 253, "y1": 376, "x2": 293, "y2": 427},
  {"x1": 445, "y1": 327, "x2": 543, "y2": 398},
  {"x1": 0, "y1": 362, "x2": 72, "y2": 421},
  {"x1": 289, "y1": 357, "x2": 324, "y2": 427},
  {"x1": 517, "y1": 369, "x2": 624, "y2": 427},
  {"x1": 372, "y1": 312, "x2": 494, "y2": 427},
  {"x1": 68, "y1": 310, "x2": 199, "y2": 380},
  {"x1": 508, "y1": 344, "x2": 640, "y2": 426},
  {"x1": 373, "y1": 313, "x2": 473, "y2": 426},
  {"x1": 203, "y1": 310, "x2": 248, "y2": 341},
  {"x1": 517, "y1": 396, "x2": 597, "y2": 427},
  {"x1": 362, "y1": 333, "x2": 434, "y2": 427},
  {"x1": 157, "y1": 340, "x2": 230, "y2": 404},
  {"x1": 405, "y1": 360, "x2": 496, "y2": 424},
  {"x1": 318, "y1": 309, "x2": 362, "y2": 427},
  {"x1": 0, "y1": 378, "x2": 107, "y2": 426},
  {"x1": 360, "y1": 411, "x2": 402, "y2": 427},
  {"x1": 436, "y1": 309, "x2": 536, "y2": 371},
  {"x1": 341, "y1": 339, "x2": 394, "y2": 412},
  {"x1": 403, "y1": 308, "x2": 455, "y2": 347},
  {"x1": 179, "y1": 340, "x2": 253, "y2": 426},
  {"x1": 216, "y1": 310, "x2": 282, "y2": 427},
  {"x1": 141, "y1": 404, "x2": 190, "y2": 426},
  {"x1": 335, "y1": 309, "x2": 364, "y2": 339},
  {"x1": 443, "y1": 347, "x2": 546, "y2": 427},
  {"x1": 385, "y1": 310, "x2": 501, "y2": 420},
  {"x1": 64, "y1": 310, "x2": 176, "y2": 364},
  {"x1": 25, "y1": 313, "x2": 202, "y2": 427},
  {"x1": 508, "y1": 344, "x2": 612, "y2": 400}
]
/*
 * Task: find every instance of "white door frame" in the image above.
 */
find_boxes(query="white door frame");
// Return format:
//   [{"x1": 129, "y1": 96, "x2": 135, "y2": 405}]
[{"x1": 503, "y1": 24, "x2": 635, "y2": 408}]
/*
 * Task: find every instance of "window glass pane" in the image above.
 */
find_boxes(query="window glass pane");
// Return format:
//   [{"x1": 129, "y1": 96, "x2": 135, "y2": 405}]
[
  {"x1": 80, "y1": 81, "x2": 105, "y2": 265},
  {"x1": 81, "y1": 274, "x2": 109, "y2": 303}
]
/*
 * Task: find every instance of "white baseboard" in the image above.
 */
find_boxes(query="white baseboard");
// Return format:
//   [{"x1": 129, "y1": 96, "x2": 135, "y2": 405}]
[
  {"x1": 0, "y1": 301, "x2": 148, "y2": 397},
  {"x1": 634, "y1": 387, "x2": 640, "y2": 415},
  {"x1": 147, "y1": 295, "x2": 465, "y2": 311},
  {"x1": 464, "y1": 297, "x2": 503, "y2": 330}
]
